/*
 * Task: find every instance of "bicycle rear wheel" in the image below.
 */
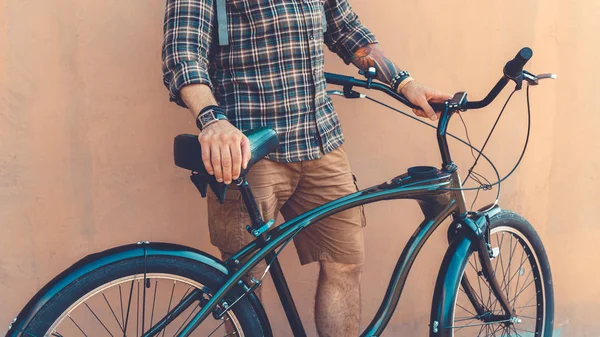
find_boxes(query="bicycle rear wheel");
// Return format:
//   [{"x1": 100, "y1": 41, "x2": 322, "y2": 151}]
[
  {"x1": 18, "y1": 254, "x2": 270, "y2": 336},
  {"x1": 431, "y1": 210, "x2": 554, "y2": 337}
]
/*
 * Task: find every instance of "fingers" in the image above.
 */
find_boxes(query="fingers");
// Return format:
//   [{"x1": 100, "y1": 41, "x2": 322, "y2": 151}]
[
  {"x1": 419, "y1": 98, "x2": 437, "y2": 121},
  {"x1": 199, "y1": 122, "x2": 248, "y2": 184},
  {"x1": 211, "y1": 143, "x2": 223, "y2": 183},
  {"x1": 220, "y1": 143, "x2": 233, "y2": 184},
  {"x1": 231, "y1": 135, "x2": 242, "y2": 181},
  {"x1": 241, "y1": 136, "x2": 251, "y2": 170},
  {"x1": 429, "y1": 90, "x2": 453, "y2": 103},
  {"x1": 412, "y1": 108, "x2": 426, "y2": 118},
  {"x1": 199, "y1": 134, "x2": 214, "y2": 175}
]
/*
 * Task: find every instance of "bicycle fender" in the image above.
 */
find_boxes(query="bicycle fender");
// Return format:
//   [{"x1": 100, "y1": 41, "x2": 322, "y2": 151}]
[
  {"x1": 430, "y1": 235, "x2": 473, "y2": 336},
  {"x1": 6, "y1": 242, "x2": 230, "y2": 336}
]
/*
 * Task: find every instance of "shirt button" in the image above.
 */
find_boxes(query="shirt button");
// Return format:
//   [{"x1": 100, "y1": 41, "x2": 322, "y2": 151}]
[{"x1": 309, "y1": 34, "x2": 314, "y2": 40}]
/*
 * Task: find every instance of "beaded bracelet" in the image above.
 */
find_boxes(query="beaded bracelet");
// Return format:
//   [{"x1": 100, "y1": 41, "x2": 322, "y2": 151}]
[{"x1": 390, "y1": 70, "x2": 411, "y2": 92}]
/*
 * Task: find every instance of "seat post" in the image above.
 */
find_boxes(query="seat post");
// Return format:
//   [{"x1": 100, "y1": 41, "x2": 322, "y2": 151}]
[{"x1": 236, "y1": 178, "x2": 265, "y2": 229}]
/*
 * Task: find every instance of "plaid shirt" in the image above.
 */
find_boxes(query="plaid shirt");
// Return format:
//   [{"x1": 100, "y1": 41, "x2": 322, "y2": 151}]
[{"x1": 162, "y1": 0, "x2": 376, "y2": 162}]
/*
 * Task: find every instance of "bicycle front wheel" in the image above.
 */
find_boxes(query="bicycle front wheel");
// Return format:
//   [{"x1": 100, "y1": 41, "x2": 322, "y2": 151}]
[
  {"x1": 431, "y1": 210, "x2": 554, "y2": 337},
  {"x1": 17, "y1": 254, "x2": 270, "y2": 337}
]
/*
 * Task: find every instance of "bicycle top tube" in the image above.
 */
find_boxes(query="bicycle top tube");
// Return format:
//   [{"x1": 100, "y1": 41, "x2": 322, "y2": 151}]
[{"x1": 325, "y1": 47, "x2": 533, "y2": 112}]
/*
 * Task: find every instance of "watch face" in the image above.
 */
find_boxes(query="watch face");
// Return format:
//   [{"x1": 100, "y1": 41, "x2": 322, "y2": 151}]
[{"x1": 199, "y1": 111, "x2": 216, "y2": 127}]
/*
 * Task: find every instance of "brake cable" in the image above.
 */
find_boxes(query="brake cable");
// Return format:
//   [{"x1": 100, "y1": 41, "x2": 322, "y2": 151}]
[{"x1": 361, "y1": 84, "x2": 532, "y2": 208}]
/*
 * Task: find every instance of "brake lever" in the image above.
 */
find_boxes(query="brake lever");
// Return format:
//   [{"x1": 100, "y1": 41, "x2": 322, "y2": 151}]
[
  {"x1": 326, "y1": 89, "x2": 366, "y2": 99},
  {"x1": 326, "y1": 90, "x2": 344, "y2": 96},
  {"x1": 523, "y1": 70, "x2": 557, "y2": 86}
]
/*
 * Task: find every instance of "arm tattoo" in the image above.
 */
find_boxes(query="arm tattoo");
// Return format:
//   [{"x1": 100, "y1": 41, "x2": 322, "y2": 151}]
[{"x1": 351, "y1": 44, "x2": 402, "y2": 84}]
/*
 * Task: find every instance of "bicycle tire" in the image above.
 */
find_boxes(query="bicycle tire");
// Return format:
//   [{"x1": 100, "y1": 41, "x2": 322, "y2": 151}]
[
  {"x1": 16, "y1": 254, "x2": 271, "y2": 337},
  {"x1": 430, "y1": 210, "x2": 554, "y2": 337}
]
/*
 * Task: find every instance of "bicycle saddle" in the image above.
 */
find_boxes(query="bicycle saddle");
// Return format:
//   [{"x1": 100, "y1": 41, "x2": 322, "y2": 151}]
[{"x1": 173, "y1": 127, "x2": 279, "y2": 203}]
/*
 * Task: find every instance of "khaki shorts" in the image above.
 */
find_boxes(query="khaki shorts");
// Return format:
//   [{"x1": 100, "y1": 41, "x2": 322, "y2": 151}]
[{"x1": 207, "y1": 145, "x2": 366, "y2": 265}]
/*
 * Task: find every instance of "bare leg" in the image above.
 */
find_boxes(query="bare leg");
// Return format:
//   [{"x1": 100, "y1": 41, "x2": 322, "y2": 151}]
[{"x1": 315, "y1": 261, "x2": 363, "y2": 336}]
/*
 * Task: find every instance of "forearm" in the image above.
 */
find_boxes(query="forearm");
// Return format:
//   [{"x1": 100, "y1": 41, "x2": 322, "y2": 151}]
[
  {"x1": 180, "y1": 84, "x2": 218, "y2": 118},
  {"x1": 350, "y1": 43, "x2": 402, "y2": 85}
]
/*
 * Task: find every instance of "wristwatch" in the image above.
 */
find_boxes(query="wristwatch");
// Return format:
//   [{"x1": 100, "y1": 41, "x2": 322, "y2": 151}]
[{"x1": 196, "y1": 106, "x2": 228, "y2": 131}]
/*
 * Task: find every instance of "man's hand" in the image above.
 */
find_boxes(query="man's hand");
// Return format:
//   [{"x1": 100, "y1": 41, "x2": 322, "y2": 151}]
[
  {"x1": 198, "y1": 121, "x2": 251, "y2": 184},
  {"x1": 400, "y1": 81, "x2": 452, "y2": 121}
]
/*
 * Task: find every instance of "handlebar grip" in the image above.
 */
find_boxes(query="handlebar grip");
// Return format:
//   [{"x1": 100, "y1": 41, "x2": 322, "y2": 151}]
[
  {"x1": 503, "y1": 47, "x2": 533, "y2": 78},
  {"x1": 324, "y1": 73, "x2": 356, "y2": 86}
]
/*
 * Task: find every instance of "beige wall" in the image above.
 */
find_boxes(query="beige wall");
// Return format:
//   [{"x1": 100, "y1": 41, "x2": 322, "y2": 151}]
[{"x1": 1, "y1": 0, "x2": 599, "y2": 335}]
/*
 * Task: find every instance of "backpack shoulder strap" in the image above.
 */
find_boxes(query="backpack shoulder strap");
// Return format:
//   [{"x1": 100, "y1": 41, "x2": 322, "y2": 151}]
[{"x1": 215, "y1": 0, "x2": 229, "y2": 46}]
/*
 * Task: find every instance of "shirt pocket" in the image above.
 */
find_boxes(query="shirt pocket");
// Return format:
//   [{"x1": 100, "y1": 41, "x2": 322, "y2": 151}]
[{"x1": 227, "y1": 0, "x2": 280, "y2": 36}]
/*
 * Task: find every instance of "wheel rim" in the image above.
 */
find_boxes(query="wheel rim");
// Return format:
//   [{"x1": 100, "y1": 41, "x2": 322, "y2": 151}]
[
  {"x1": 46, "y1": 273, "x2": 245, "y2": 337},
  {"x1": 450, "y1": 226, "x2": 546, "y2": 336}
]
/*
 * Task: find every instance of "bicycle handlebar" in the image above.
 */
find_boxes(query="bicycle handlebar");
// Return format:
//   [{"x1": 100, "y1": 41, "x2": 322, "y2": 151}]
[
  {"x1": 325, "y1": 47, "x2": 534, "y2": 112},
  {"x1": 504, "y1": 47, "x2": 533, "y2": 79}
]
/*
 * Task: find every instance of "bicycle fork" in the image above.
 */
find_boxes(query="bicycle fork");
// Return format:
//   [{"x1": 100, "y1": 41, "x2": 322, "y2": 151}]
[{"x1": 455, "y1": 213, "x2": 515, "y2": 321}]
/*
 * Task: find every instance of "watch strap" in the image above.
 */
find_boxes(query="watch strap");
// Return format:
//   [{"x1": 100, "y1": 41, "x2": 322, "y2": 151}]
[{"x1": 196, "y1": 106, "x2": 228, "y2": 131}]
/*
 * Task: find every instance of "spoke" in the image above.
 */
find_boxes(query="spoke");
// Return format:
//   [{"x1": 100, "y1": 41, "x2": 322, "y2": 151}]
[
  {"x1": 84, "y1": 303, "x2": 115, "y2": 336},
  {"x1": 173, "y1": 303, "x2": 202, "y2": 336},
  {"x1": 497, "y1": 234, "x2": 508, "y2": 300},
  {"x1": 118, "y1": 285, "x2": 125, "y2": 331},
  {"x1": 445, "y1": 318, "x2": 511, "y2": 329},
  {"x1": 163, "y1": 284, "x2": 194, "y2": 334},
  {"x1": 514, "y1": 327, "x2": 536, "y2": 333},
  {"x1": 456, "y1": 302, "x2": 477, "y2": 317},
  {"x1": 51, "y1": 333, "x2": 65, "y2": 337},
  {"x1": 515, "y1": 290, "x2": 539, "y2": 311},
  {"x1": 504, "y1": 234, "x2": 519, "y2": 299},
  {"x1": 151, "y1": 280, "x2": 158, "y2": 329},
  {"x1": 68, "y1": 315, "x2": 89, "y2": 337},
  {"x1": 102, "y1": 292, "x2": 125, "y2": 332},
  {"x1": 453, "y1": 317, "x2": 479, "y2": 333},
  {"x1": 511, "y1": 247, "x2": 527, "y2": 309},
  {"x1": 471, "y1": 257, "x2": 487, "y2": 308},
  {"x1": 142, "y1": 276, "x2": 148, "y2": 336},
  {"x1": 461, "y1": 272, "x2": 485, "y2": 308},
  {"x1": 122, "y1": 279, "x2": 135, "y2": 336},
  {"x1": 206, "y1": 316, "x2": 230, "y2": 337},
  {"x1": 467, "y1": 257, "x2": 497, "y2": 308},
  {"x1": 137, "y1": 279, "x2": 140, "y2": 337},
  {"x1": 488, "y1": 323, "x2": 504, "y2": 337},
  {"x1": 511, "y1": 278, "x2": 536, "y2": 304},
  {"x1": 510, "y1": 267, "x2": 533, "y2": 305},
  {"x1": 502, "y1": 250, "x2": 529, "y2": 295},
  {"x1": 454, "y1": 315, "x2": 481, "y2": 323},
  {"x1": 161, "y1": 280, "x2": 177, "y2": 337},
  {"x1": 511, "y1": 325, "x2": 523, "y2": 337},
  {"x1": 493, "y1": 233, "x2": 505, "y2": 276},
  {"x1": 476, "y1": 323, "x2": 486, "y2": 335},
  {"x1": 491, "y1": 239, "x2": 529, "y2": 315}
]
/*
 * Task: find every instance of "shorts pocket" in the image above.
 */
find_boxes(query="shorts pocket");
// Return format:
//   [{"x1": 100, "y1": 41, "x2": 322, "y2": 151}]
[{"x1": 207, "y1": 187, "x2": 247, "y2": 254}]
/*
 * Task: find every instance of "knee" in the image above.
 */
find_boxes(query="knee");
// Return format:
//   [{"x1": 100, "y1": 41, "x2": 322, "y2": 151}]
[{"x1": 319, "y1": 261, "x2": 363, "y2": 283}]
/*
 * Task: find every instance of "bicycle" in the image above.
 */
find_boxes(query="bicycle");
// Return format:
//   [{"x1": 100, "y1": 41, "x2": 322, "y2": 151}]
[{"x1": 7, "y1": 47, "x2": 555, "y2": 337}]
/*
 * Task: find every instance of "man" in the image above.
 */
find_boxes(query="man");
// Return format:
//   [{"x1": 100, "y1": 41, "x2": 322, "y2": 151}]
[{"x1": 162, "y1": 0, "x2": 450, "y2": 335}]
